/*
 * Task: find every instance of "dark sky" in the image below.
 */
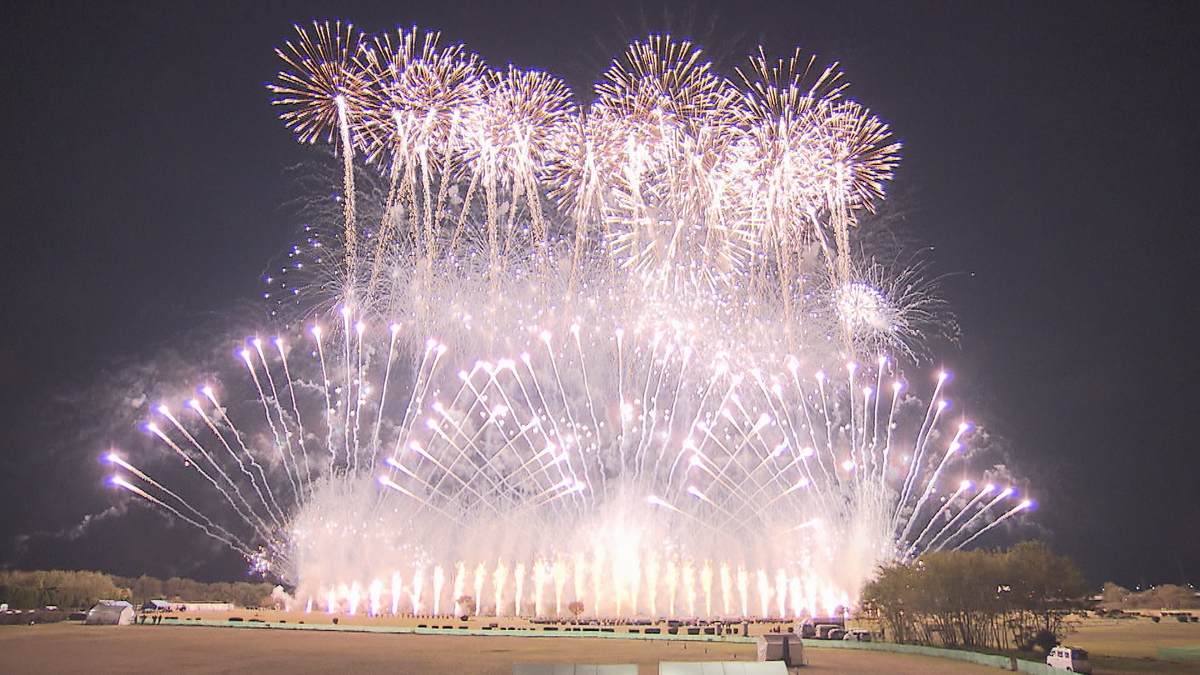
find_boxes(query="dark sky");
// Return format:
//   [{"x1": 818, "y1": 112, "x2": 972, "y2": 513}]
[{"x1": 1, "y1": 1, "x2": 1197, "y2": 589}]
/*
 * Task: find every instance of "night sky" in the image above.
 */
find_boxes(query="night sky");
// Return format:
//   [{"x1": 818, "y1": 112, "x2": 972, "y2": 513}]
[{"x1": 1, "y1": 1, "x2": 1197, "y2": 589}]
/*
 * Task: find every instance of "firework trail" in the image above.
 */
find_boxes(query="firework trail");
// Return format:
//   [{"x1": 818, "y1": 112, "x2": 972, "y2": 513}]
[
  {"x1": 269, "y1": 21, "x2": 370, "y2": 287},
  {"x1": 107, "y1": 23, "x2": 1026, "y2": 619}
]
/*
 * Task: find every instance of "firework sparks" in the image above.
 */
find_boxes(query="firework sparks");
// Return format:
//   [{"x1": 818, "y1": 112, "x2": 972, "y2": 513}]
[
  {"x1": 118, "y1": 315, "x2": 1019, "y2": 619},
  {"x1": 270, "y1": 21, "x2": 372, "y2": 284},
  {"x1": 268, "y1": 27, "x2": 902, "y2": 321},
  {"x1": 112, "y1": 25, "x2": 1024, "y2": 620}
]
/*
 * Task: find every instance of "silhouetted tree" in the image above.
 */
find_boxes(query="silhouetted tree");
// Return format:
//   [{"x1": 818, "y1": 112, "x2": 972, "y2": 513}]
[
  {"x1": 456, "y1": 595, "x2": 476, "y2": 618},
  {"x1": 1002, "y1": 541, "x2": 1089, "y2": 652},
  {"x1": 862, "y1": 542, "x2": 1088, "y2": 653},
  {"x1": 1101, "y1": 581, "x2": 1129, "y2": 604}
]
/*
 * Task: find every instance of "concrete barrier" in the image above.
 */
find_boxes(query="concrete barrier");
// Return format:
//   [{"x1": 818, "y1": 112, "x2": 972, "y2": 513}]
[{"x1": 1012, "y1": 659, "x2": 1060, "y2": 675}]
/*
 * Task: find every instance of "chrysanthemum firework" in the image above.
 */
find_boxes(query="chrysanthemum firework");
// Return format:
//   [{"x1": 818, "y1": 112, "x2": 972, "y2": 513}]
[{"x1": 104, "y1": 24, "x2": 1025, "y2": 622}]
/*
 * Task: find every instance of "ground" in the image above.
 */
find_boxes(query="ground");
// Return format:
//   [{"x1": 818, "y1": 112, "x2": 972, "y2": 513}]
[
  {"x1": 1069, "y1": 617, "x2": 1200, "y2": 674},
  {"x1": 1073, "y1": 618, "x2": 1200, "y2": 659},
  {"x1": 0, "y1": 622, "x2": 998, "y2": 675},
  {"x1": 3, "y1": 612, "x2": 1198, "y2": 674}
]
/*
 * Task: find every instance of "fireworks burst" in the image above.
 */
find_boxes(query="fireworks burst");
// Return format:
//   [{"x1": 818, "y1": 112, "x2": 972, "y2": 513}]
[
  {"x1": 107, "y1": 24, "x2": 1026, "y2": 620},
  {"x1": 263, "y1": 21, "x2": 903, "y2": 323}
]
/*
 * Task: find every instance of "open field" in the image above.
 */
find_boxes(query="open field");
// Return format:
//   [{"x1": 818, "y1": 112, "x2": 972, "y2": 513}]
[
  {"x1": 1, "y1": 621, "x2": 1003, "y2": 675},
  {"x1": 1065, "y1": 617, "x2": 1200, "y2": 674},
  {"x1": 1072, "y1": 618, "x2": 1200, "y2": 659},
  {"x1": 4, "y1": 612, "x2": 1199, "y2": 675}
]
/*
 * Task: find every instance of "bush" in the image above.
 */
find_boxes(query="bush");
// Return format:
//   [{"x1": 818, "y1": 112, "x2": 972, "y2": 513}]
[{"x1": 1033, "y1": 629, "x2": 1058, "y2": 655}]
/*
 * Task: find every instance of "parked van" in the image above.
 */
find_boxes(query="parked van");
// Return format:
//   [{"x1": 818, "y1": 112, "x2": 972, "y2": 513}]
[
  {"x1": 815, "y1": 623, "x2": 842, "y2": 639},
  {"x1": 843, "y1": 628, "x2": 872, "y2": 642},
  {"x1": 1046, "y1": 646, "x2": 1092, "y2": 673}
]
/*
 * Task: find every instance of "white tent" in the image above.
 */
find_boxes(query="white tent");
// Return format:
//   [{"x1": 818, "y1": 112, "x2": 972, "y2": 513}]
[
  {"x1": 84, "y1": 600, "x2": 135, "y2": 625},
  {"x1": 756, "y1": 634, "x2": 803, "y2": 666}
]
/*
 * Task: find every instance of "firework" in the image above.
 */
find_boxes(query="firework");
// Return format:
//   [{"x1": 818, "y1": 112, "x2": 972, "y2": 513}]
[
  {"x1": 266, "y1": 26, "x2": 901, "y2": 322},
  {"x1": 111, "y1": 314, "x2": 1018, "y2": 619},
  {"x1": 269, "y1": 21, "x2": 371, "y2": 284},
  {"x1": 108, "y1": 26, "x2": 1024, "y2": 620}
]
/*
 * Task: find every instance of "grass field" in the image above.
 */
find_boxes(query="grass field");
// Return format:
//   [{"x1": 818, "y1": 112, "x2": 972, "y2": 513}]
[
  {"x1": 3, "y1": 612, "x2": 1198, "y2": 674},
  {"x1": 1071, "y1": 618, "x2": 1200, "y2": 659},
  {"x1": 0, "y1": 621, "x2": 1006, "y2": 675},
  {"x1": 1066, "y1": 617, "x2": 1200, "y2": 674}
]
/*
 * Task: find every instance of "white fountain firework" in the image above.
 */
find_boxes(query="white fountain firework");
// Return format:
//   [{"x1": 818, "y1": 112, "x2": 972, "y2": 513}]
[
  {"x1": 111, "y1": 310, "x2": 1022, "y2": 619},
  {"x1": 107, "y1": 22, "x2": 1028, "y2": 619}
]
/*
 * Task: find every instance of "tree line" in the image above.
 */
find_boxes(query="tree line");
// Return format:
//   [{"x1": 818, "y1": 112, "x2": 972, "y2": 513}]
[
  {"x1": 1101, "y1": 581, "x2": 1198, "y2": 610},
  {"x1": 0, "y1": 570, "x2": 275, "y2": 610},
  {"x1": 860, "y1": 541, "x2": 1090, "y2": 653}
]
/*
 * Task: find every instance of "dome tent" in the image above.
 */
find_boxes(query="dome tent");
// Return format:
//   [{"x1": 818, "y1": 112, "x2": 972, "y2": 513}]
[{"x1": 84, "y1": 600, "x2": 135, "y2": 625}]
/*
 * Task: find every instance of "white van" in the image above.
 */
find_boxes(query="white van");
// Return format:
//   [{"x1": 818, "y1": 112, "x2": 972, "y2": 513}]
[
  {"x1": 1046, "y1": 646, "x2": 1092, "y2": 673},
  {"x1": 843, "y1": 628, "x2": 872, "y2": 642}
]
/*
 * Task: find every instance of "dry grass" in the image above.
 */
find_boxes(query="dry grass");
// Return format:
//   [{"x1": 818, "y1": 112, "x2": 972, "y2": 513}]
[
  {"x1": 7, "y1": 612, "x2": 1197, "y2": 674},
  {"x1": 1071, "y1": 617, "x2": 1200, "y2": 659},
  {"x1": 1, "y1": 621, "x2": 1006, "y2": 675}
]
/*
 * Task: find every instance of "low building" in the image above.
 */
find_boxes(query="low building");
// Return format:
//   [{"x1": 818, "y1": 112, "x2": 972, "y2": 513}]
[
  {"x1": 173, "y1": 602, "x2": 235, "y2": 612},
  {"x1": 140, "y1": 600, "x2": 235, "y2": 612}
]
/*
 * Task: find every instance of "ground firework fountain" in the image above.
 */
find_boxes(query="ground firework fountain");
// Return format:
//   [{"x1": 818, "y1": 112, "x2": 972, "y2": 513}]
[{"x1": 107, "y1": 21, "x2": 1028, "y2": 620}]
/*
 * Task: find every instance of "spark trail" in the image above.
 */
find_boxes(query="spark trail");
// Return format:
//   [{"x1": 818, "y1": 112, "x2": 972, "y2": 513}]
[
  {"x1": 112, "y1": 316, "x2": 1021, "y2": 619},
  {"x1": 107, "y1": 22, "x2": 1027, "y2": 619}
]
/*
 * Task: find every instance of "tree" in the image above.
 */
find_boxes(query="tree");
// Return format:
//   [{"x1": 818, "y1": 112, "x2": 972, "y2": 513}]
[
  {"x1": 1149, "y1": 584, "x2": 1195, "y2": 610},
  {"x1": 862, "y1": 542, "x2": 1090, "y2": 653},
  {"x1": 568, "y1": 601, "x2": 585, "y2": 621},
  {"x1": 230, "y1": 582, "x2": 273, "y2": 608},
  {"x1": 0, "y1": 583, "x2": 40, "y2": 610},
  {"x1": 129, "y1": 575, "x2": 165, "y2": 604},
  {"x1": 0, "y1": 570, "x2": 131, "y2": 609},
  {"x1": 1101, "y1": 582, "x2": 1129, "y2": 604},
  {"x1": 0, "y1": 571, "x2": 277, "y2": 610},
  {"x1": 861, "y1": 563, "x2": 921, "y2": 644},
  {"x1": 1001, "y1": 541, "x2": 1089, "y2": 653},
  {"x1": 455, "y1": 595, "x2": 476, "y2": 619}
]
